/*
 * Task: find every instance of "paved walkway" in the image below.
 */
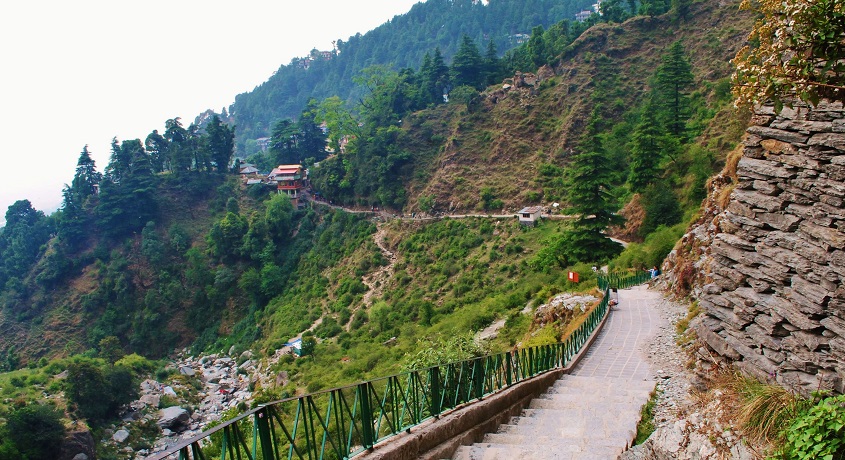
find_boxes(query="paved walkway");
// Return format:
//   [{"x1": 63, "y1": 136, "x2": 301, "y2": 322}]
[
  {"x1": 453, "y1": 285, "x2": 665, "y2": 460},
  {"x1": 572, "y1": 285, "x2": 660, "y2": 380}
]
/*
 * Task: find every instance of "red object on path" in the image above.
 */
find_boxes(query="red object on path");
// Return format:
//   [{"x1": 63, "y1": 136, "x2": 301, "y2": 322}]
[{"x1": 568, "y1": 271, "x2": 579, "y2": 283}]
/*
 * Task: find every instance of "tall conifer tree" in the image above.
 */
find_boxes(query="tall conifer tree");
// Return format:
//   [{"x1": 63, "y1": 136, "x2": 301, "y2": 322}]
[
  {"x1": 561, "y1": 108, "x2": 623, "y2": 263},
  {"x1": 654, "y1": 41, "x2": 694, "y2": 138}
]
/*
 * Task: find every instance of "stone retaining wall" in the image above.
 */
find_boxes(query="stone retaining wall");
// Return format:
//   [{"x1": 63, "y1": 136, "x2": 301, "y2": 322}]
[{"x1": 692, "y1": 100, "x2": 845, "y2": 395}]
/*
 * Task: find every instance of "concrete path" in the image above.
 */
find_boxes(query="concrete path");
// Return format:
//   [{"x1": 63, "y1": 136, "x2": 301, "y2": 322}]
[{"x1": 453, "y1": 285, "x2": 664, "y2": 460}]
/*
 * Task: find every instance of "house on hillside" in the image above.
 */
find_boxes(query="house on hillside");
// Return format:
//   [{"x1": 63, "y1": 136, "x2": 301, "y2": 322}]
[
  {"x1": 239, "y1": 163, "x2": 259, "y2": 175},
  {"x1": 575, "y1": 10, "x2": 593, "y2": 21},
  {"x1": 517, "y1": 206, "x2": 543, "y2": 226},
  {"x1": 256, "y1": 137, "x2": 271, "y2": 151},
  {"x1": 268, "y1": 164, "x2": 307, "y2": 208}
]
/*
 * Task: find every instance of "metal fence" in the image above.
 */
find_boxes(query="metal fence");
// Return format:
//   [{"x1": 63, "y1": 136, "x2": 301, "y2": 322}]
[
  {"x1": 597, "y1": 271, "x2": 652, "y2": 291},
  {"x1": 149, "y1": 273, "x2": 645, "y2": 460}
]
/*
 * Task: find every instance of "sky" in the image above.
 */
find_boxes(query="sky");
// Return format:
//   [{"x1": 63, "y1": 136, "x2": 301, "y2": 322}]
[{"x1": 0, "y1": 0, "x2": 423, "y2": 226}]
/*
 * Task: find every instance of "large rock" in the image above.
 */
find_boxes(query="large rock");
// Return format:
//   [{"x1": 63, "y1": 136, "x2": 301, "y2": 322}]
[
  {"x1": 59, "y1": 428, "x2": 96, "y2": 460},
  {"x1": 158, "y1": 406, "x2": 190, "y2": 431},
  {"x1": 112, "y1": 429, "x2": 130, "y2": 443}
]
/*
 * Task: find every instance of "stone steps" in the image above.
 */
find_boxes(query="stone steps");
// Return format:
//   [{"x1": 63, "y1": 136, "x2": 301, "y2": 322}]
[{"x1": 452, "y1": 375, "x2": 655, "y2": 460}]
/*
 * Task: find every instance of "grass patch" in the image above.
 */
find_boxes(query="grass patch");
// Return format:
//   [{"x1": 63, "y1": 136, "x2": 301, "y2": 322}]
[
  {"x1": 634, "y1": 388, "x2": 659, "y2": 445},
  {"x1": 675, "y1": 301, "x2": 702, "y2": 347},
  {"x1": 728, "y1": 373, "x2": 806, "y2": 446}
]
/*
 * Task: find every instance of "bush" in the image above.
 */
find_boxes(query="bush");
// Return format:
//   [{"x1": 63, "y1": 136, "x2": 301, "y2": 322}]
[
  {"x1": 115, "y1": 353, "x2": 156, "y2": 376},
  {"x1": 777, "y1": 394, "x2": 845, "y2": 460},
  {"x1": 65, "y1": 359, "x2": 138, "y2": 424},
  {"x1": 3, "y1": 404, "x2": 65, "y2": 460}
]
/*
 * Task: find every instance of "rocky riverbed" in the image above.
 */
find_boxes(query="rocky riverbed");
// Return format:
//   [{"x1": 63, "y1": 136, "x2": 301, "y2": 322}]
[{"x1": 99, "y1": 346, "x2": 296, "y2": 459}]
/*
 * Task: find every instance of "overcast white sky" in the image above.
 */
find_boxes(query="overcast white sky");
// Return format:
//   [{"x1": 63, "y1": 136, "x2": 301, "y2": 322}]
[{"x1": 0, "y1": 0, "x2": 423, "y2": 226}]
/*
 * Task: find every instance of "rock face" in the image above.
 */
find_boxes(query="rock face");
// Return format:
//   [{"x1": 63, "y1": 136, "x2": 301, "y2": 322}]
[{"x1": 666, "y1": 100, "x2": 845, "y2": 396}]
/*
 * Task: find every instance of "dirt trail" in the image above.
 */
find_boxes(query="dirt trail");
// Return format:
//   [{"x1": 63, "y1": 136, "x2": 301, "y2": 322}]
[{"x1": 348, "y1": 225, "x2": 397, "y2": 331}]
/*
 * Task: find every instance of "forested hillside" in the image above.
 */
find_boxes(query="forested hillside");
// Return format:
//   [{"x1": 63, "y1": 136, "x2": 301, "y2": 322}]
[
  {"x1": 230, "y1": 0, "x2": 597, "y2": 153},
  {"x1": 0, "y1": 0, "x2": 761, "y2": 456}
]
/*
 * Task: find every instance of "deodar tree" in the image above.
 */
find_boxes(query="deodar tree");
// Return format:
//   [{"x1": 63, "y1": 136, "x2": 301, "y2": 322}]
[{"x1": 733, "y1": 0, "x2": 845, "y2": 110}]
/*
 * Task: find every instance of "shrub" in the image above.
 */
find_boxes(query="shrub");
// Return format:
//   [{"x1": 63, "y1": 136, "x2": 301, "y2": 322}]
[
  {"x1": 776, "y1": 394, "x2": 845, "y2": 460},
  {"x1": 4, "y1": 404, "x2": 65, "y2": 460}
]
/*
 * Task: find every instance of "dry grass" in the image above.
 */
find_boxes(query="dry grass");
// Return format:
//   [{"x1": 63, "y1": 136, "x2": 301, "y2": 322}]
[
  {"x1": 708, "y1": 369, "x2": 805, "y2": 447},
  {"x1": 723, "y1": 143, "x2": 744, "y2": 182}
]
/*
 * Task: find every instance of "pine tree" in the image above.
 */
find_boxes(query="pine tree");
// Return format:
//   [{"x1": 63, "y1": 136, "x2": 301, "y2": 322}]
[
  {"x1": 451, "y1": 35, "x2": 484, "y2": 88},
  {"x1": 483, "y1": 40, "x2": 503, "y2": 86},
  {"x1": 144, "y1": 130, "x2": 169, "y2": 173},
  {"x1": 59, "y1": 146, "x2": 102, "y2": 248},
  {"x1": 205, "y1": 115, "x2": 235, "y2": 172},
  {"x1": 70, "y1": 146, "x2": 101, "y2": 200},
  {"x1": 561, "y1": 109, "x2": 623, "y2": 263},
  {"x1": 654, "y1": 41, "x2": 694, "y2": 138},
  {"x1": 628, "y1": 101, "x2": 664, "y2": 192}
]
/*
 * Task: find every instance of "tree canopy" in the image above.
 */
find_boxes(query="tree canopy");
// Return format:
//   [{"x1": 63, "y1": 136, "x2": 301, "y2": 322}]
[{"x1": 733, "y1": 0, "x2": 845, "y2": 109}]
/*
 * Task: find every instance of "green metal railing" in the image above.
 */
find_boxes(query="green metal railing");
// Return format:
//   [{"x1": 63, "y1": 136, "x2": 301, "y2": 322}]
[
  {"x1": 150, "y1": 273, "x2": 645, "y2": 460},
  {"x1": 597, "y1": 271, "x2": 653, "y2": 291}
]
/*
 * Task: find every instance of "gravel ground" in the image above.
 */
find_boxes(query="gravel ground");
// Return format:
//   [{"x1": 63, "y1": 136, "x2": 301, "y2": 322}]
[{"x1": 640, "y1": 283, "x2": 697, "y2": 426}]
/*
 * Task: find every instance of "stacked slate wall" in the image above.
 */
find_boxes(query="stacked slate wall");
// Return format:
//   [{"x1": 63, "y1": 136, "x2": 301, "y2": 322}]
[{"x1": 693, "y1": 100, "x2": 845, "y2": 395}]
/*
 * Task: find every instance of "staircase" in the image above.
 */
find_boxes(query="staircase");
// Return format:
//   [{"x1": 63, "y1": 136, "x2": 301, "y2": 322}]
[
  {"x1": 453, "y1": 286, "x2": 661, "y2": 460},
  {"x1": 452, "y1": 375, "x2": 654, "y2": 459}
]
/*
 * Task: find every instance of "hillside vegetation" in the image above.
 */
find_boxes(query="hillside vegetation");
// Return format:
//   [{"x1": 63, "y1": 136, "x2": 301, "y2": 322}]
[
  {"x1": 0, "y1": 0, "x2": 761, "y2": 456},
  {"x1": 229, "y1": 0, "x2": 598, "y2": 152}
]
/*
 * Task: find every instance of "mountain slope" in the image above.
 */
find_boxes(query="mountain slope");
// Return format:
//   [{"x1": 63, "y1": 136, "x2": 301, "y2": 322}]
[{"x1": 229, "y1": 0, "x2": 596, "y2": 152}]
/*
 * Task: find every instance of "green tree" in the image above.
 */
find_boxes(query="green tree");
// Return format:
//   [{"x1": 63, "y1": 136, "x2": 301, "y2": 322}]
[
  {"x1": 600, "y1": 0, "x2": 630, "y2": 23},
  {"x1": 65, "y1": 360, "x2": 111, "y2": 422},
  {"x1": 451, "y1": 35, "x2": 484, "y2": 88},
  {"x1": 733, "y1": 0, "x2": 845, "y2": 109},
  {"x1": 527, "y1": 26, "x2": 549, "y2": 68},
  {"x1": 641, "y1": 183, "x2": 682, "y2": 235},
  {"x1": 205, "y1": 115, "x2": 235, "y2": 172},
  {"x1": 314, "y1": 96, "x2": 359, "y2": 154},
  {"x1": 297, "y1": 101, "x2": 328, "y2": 164},
  {"x1": 3, "y1": 404, "x2": 65, "y2": 460},
  {"x1": 654, "y1": 41, "x2": 694, "y2": 138},
  {"x1": 561, "y1": 109, "x2": 624, "y2": 263},
  {"x1": 300, "y1": 332, "x2": 317, "y2": 357},
  {"x1": 207, "y1": 212, "x2": 248, "y2": 261},
  {"x1": 104, "y1": 137, "x2": 132, "y2": 183},
  {"x1": 144, "y1": 129, "x2": 169, "y2": 173},
  {"x1": 260, "y1": 263, "x2": 285, "y2": 299},
  {"x1": 483, "y1": 40, "x2": 504, "y2": 86},
  {"x1": 60, "y1": 146, "x2": 102, "y2": 248},
  {"x1": 671, "y1": 0, "x2": 691, "y2": 21},
  {"x1": 97, "y1": 140, "x2": 158, "y2": 237},
  {"x1": 65, "y1": 359, "x2": 137, "y2": 424},
  {"x1": 628, "y1": 101, "x2": 665, "y2": 192},
  {"x1": 265, "y1": 193, "x2": 294, "y2": 241},
  {"x1": 165, "y1": 118, "x2": 192, "y2": 173},
  {"x1": 98, "y1": 335, "x2": 125, "y2": 364},
  {"x1": 270, "y1": 119, "x2": 301, "y2": 165},
  {"x1": 70, "y1": 145, "x2": 102, "y2": 200},
  {"x1": 639, "y1": 0, "x2": 671, "y2": 16},
  {"x1": 0, "y1": 201, "x2": 53, "y2": 289}
]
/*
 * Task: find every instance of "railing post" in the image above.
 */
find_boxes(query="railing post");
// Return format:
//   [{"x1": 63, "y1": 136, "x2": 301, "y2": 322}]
[
  {"x1": 358, "y1": 382, "x2": 376, "y2": 450},
  {"x1": 472, "y1": 358, "x2": 484, "y2": 399},
  {"x1": 505, "y1": 352, "x2": 513, "y2": 386},
  {"x1": 429, "y1": 367, "x2": 442, "y2": 416},
  {"x1": 255, "y1": 408, "x2": 276, "y2": 460}
]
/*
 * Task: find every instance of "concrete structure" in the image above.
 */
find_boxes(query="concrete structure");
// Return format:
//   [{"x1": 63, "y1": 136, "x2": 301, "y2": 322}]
[{"x1": 517, "y1": 206, "x2": 543, "y2": 226}]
